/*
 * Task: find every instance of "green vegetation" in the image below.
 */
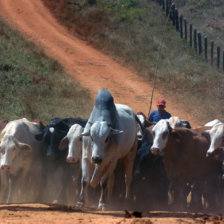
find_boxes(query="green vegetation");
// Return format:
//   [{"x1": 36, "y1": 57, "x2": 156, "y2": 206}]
[
  {"x1": 0, "y1": 19, "x2": 92, "y2": 123},
  {"x1": 43, "y1": 0, "x2": 224, "y2": 123}
]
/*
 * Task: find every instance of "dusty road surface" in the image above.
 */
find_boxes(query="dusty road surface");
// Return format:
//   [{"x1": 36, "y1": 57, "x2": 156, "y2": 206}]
[
  {"x1": 0, "y1": 203, "x2": 223, "y2": 224},
  {"x1": 0, "y1": 0, "x2": 222, "y2": 223}
]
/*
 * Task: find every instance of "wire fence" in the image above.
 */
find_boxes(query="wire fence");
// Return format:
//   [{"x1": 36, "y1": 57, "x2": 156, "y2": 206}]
[{"x1": 153, "y1": 0, "x2": 224, "y2": 72}]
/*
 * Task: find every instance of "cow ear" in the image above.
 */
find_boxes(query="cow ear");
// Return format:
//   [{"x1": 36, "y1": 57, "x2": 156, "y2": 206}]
[
  {"x1": 18, "y1": 142, "x2": 32, "y2": 152},
  {"x1": 202, "y1": 130, "x2": 210, "y2": 141},
  {"x1": 145, "y1": 119, "x2": 155, "y2": 127},
  {"x1": 59, "y1": 136, "x2": 69, "y2": 150},
  {"x1": 111, "y1": 128, "x2": 123, "y2": 135}
]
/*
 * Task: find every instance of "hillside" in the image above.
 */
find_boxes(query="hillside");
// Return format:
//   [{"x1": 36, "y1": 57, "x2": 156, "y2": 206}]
[
  {"x1": 175, "y1": 0, "x2": 224, "y2": 48},
  {"x1": 0, "y1": 19, "x2": 92, "y2": 122},
  {"x1": 42, "y1": 0, "x2": 224, "y2": 123}
]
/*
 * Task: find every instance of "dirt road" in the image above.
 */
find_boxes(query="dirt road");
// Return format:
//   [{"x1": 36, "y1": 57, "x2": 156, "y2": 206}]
[
  {"x1": 0, "y1": 203, "x2": 222, "y2": 224},
  {"x1": 0, "y1": 0, "x2": 200, "y2": 127},
  {"x1": 0, "y1": 1, "x2": 217, "y2": 223}
]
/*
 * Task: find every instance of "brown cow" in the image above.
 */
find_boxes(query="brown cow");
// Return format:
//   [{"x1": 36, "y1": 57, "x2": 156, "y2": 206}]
[{"x1": 150, "y1": 119, "x2": 222, "y2": 211}]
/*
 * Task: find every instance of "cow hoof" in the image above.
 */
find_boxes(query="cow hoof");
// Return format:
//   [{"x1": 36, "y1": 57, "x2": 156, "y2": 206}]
[
  {"x1": 98, "y1": 203, "x2": 106, "y2": 211},
  {"x1": 76, "y1": 201, "x2": 84, "y2": 208}
]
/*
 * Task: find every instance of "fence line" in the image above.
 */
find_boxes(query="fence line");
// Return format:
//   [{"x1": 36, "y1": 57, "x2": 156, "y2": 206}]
[{"x1": 153, "y1": 0, "x2": 224, "y2": 72}]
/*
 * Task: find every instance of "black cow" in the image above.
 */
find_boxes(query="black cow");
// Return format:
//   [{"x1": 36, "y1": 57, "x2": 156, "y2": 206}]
[
  {"x1": 131, "y1": 127, "x2": 169, "y2": 210},
  {"x1": 35, "y1": 117, "x2": 87, "y2": 160},
  {"x1": 35, "y1": 117, "x2": 87, "y2": 204}
]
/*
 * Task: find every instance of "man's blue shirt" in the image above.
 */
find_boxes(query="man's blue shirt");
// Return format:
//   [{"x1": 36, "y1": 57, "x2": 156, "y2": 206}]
[{"x1": 149, "y1": 110, "x2": 171, "y2": 122}]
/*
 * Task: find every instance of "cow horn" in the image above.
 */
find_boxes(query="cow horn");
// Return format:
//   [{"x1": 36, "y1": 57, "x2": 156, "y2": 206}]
[{"x1": 80, "y1": 130, "x2": 90, "y2": 137}]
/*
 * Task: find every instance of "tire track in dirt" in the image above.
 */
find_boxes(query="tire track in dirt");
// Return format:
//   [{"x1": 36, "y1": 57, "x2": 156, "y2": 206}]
[{"x1": 0, "y1": 0, "x2": 200, "y2": 126}]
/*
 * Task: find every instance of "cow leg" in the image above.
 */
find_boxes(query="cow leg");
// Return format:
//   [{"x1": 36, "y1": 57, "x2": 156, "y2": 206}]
[
  {"x1": 98, "y1": 161, "x2": 117, "y2": 210},
  {"x1": 106, "y1": 172, "x2": 114, "y2": 202},
  {"x1": 189, "y1": 181, "x2": 204, "y2": 212},
  {"x1": 171, "y1": 180, "x2": 187, "y2": 211},
  {"x1": 124, "y1": 139, "x2": 138, "y2": 200},
  {"x1": 0, "y1": 171, "x2": 11, "y2": 203},
  {"x1": 98, "y1": 179, "x2": 107, "y2": 210},
  {"x1": 77, "y1": 158, "x2": 92, "y2": 207},
  {"x1": 54, "y1": 164, "x2": 72, "y2": 204}
]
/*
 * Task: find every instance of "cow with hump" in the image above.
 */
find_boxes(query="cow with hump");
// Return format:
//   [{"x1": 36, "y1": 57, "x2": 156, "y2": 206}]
[
  {"x1": 0, "y1": 118, "x2": 46, "y2": 203},
  {"x1": 150, "y1": 119, "x2": 222, "y2": 211},
  {"x1": 77, "y1": 89, "x2": 139, "y2": 210}
]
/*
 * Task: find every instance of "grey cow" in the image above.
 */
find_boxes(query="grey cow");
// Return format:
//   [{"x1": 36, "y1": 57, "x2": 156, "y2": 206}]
[{"x1": 77, "y1": 89, "x2": 139, "y2": 210}]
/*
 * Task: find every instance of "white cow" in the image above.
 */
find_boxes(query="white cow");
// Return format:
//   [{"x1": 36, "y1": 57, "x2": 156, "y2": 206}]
[
  {"x1": 168, "y1": 116, "x2": 191, "y2": 129},
  {"x1": 59, "y1": 124, "x2": 83, "y2": 163},
  {"x1": 77, "y1": 89, "x2": 138, "y2": 210},
  {"x1": 59, "y1": 124, "x2": 84, "y2": 200},
  {"x1": 204, "y1": 119, "x2": 223, "y2": 127},
  {"x1": 206, "y1": 123, "x2": 224, "y2": 158},
  {"x1": 0, "y1": 118, "x2": 45, "y2": 203}
]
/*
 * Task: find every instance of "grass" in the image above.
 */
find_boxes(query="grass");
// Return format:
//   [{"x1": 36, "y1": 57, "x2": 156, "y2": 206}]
[
  {"x1": 42, "y1": 0, "x2": 224, "y2": 123},
  {"x1": 0, "y1": 19, "x2": 93, "y2": 123}
]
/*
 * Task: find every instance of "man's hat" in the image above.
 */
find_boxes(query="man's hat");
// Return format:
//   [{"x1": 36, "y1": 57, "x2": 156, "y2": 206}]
[{"x1": 157, "y1": 99, "x2": 166, "y2": 106}]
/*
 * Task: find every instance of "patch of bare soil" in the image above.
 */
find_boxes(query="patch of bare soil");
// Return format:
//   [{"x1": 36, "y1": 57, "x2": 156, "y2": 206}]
[
  {"x1": 0, "y1": 0, "x2": 217, "y2": 223},
  {"x1": 0, "y1": 204, "x2": 223, "y2": 224}
]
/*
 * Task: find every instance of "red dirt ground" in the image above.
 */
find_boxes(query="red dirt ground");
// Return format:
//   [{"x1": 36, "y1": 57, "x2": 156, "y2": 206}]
[{"x1": 0, "y1": 1, "x2": 222, "y2": 223}]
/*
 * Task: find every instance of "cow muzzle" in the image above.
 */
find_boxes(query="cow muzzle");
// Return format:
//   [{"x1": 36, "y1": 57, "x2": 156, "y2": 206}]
[
  {"x1": 206, "y1": 151, "x2": 212, "y2": 157},
  {"x1": 67, "y1": 157, "x2": 77, "y2": 163},
  {"x1": 151, "y1": 147, "x2": 160, "y2": 155},
  {"x1": 92, "y1": 156, "x2": 102, "y2": 164},
  {"x1": 1, "y1": 165, "x2": 10, "y2": 171}
]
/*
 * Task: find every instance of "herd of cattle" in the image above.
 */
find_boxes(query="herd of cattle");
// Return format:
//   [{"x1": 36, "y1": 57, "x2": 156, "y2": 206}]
[{"x1": 0, "y1": 89, "x2": 224, "y2": 212}]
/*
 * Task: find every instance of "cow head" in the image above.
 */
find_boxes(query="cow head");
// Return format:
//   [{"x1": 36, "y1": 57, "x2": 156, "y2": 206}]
[
  {"x1": 80, "y1": 121, "x2": 123, "y2": 164},
  {"x1": 206, "y1": 123, "x2": 224, "y2": 158},
  {"x1": 59, "y1": 124, "x2": 83, "y2": 163},
  {"x1": 136, "y1": 112, "x2": 155, "y2": 141},
  {"x1": 209, "y1": 147, "x2": 224, "y2": 161},
  {"x1": 150, "y1": 119, "x2": 182, "y2": 156},
  {"x1": 151, "y1": 120, "x2": 171, "y2": 155},
  {"x1": 168, "y1": 116, "x2": 191, "y2": 129},
  {"x1": 35, "y1": 125, "x2": 68, "y2": 160},
  {"x1": 0, "y1": 135, "x2": 32, "y2": 171}
]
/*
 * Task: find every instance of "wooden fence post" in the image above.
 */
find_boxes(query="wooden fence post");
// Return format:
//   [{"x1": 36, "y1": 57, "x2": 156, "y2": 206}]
[
  {"x1": 198, "y1": 32, "x2": 202, "y2": 55},
  {"x1": 211, "y1": 41, "x2": 214, "y2": 65},
  {"x1": 175, "y1": 8, "x2": 179, "y2": 31},
  {"x1": 162, "y1": 0, "x2": 165, "y2": 10},
  {"x1": 190, "y1": 24, "x2": 192, "y2": 47},
  {"x1": 172, "y1": 4, "x2": 175, "y2": 25},
  {"x1": 180, "y1": 15, "x2": 183, "y2": 38},
  {"x1": 194, "y1": 29, "x2": 197, "y2": 52},
  {"x1": 223, "y1": 50, "x2": 224, "y2": 72},
  {"x1": 169, "y1": 0, "x2": 172, "y2": 19},
  {"x1": 166, "y1": 0, "x2": 169, "y2": 16},
  {"x1": 217, "y1": 46, "x2": 220, "y2": 69},
  {"x1": 204, "y1": 36, "x2": 207, "y2": 62},
  {"x1": 184, "y1": 19, "x2": 187, "y2": 40}
]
